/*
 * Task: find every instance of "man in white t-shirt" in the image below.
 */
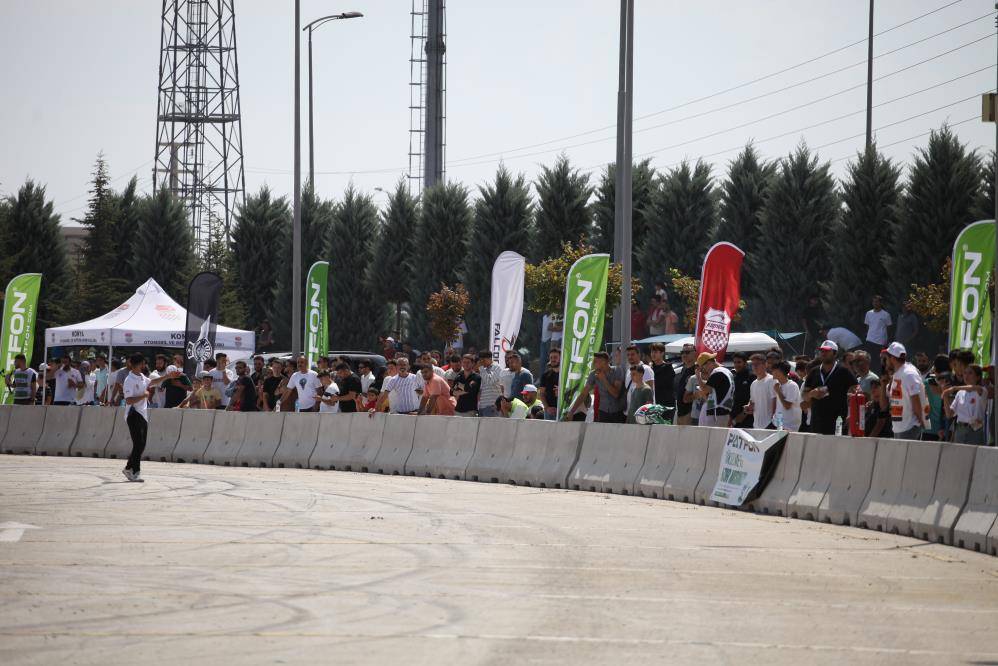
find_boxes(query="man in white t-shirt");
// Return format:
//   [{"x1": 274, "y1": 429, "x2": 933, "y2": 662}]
[
  {"x1": 148, "y1": 354, "x2": 170, "y2": 408},
  {"x1": 51, "y1": 357, "x2": 82, "y2": 405},
  {"x1": 885, "y1": 341, "x2": 928, "y2": 440},
  {"x1": 317, "y1": 371, "x2": 340, "y2": 413},
  {"x1": 357, "y1": 360, "x2": 377, "y2": 394},
  {"x1": 771, "y1": 361, "x2": 802, "y2": 431},
  {"x1": 288, "y1": 355, "x2": 323, "y2": 412},
  {"x1": 864, "y1": 295, "x2": 892, "y2": 371},
  {"x1": 75, "y1": 361, "x2": 96, "y2": 406},
  {"x1": 122, "y1": 353, "x2": 179, "y2": 482},
  {"x1": 377, "y1": 357, "x2": 424, "y2": 414},
  {"x1": 209, "y1": 353, "x2": 236, "y2": 409},
  {"x1": 745, "y1": 353, "x2": 776, "y2": 429}
]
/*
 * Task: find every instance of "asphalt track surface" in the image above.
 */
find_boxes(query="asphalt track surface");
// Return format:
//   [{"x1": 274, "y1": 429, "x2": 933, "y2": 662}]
[{"x1": 1, "y1": 456, "x2": 997, "y2": 665}]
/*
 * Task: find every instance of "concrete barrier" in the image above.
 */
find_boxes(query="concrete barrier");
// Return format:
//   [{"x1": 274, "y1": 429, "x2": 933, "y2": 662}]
[
  {"x1": 503, "y1": 420, "x2": 583, "y2": 488},
  {"x1": 694, "y1": 427, "x2": 734, "y2": 506},
  {"x1": 373, "y1": 414, "x2": 416, "y2": 475},
  {"x1": 786, "y1": 434, "x2": 837, "y2": 521},
  {"x1": 141, "y1": 408, "x2": 184, "y2": 462},
  {"x1": 571, "y1": 423, "x2": 650, "y2": 494},
  {"x1": 272, "y1": 412, "x2": 320, "y2": 469},
  {"x1": 662, "y1": 426, "x2": 710, "y2": 503},
  {"x1": 203, "y1": 411, "x2": 247, "y2": 466},
  {"x1": 916, "y1": 442, "x2": 976, "y2": 544},
  {"x1": 815, "y1": 436, "x2": 877, "y2": 526},
  {"x1": 104, "y1": 408, "x2": 135, "y2": 459},
  {"x1": 171, "y1": 409, "x2": 216, "y2": 463},
  {"x1": 953, "y1": 446, "x2": 998, "y2": 554},
  {"x1": 633, "y1": 426, "x2": 681, "y2": 498},
  {"x1": 405, "y1": 417, "x2": 448, "y2": 477},
  {"x1": 745, "y1": 432, "x2": 808, "y2": 516},
  {"x1": 856, "y1": 438, "x2": 907, "y2": 532},
  {"x1": 234, "y1": 412, "x2": 285, "y2": 467},
  {"x1": 884, "y1": 440, "x2": 941, "y2": 537},
  {"x1": 35, "y1": 406, "x2": 80, "y2": 456},
  {"x1": 464, "y1": 418, "x2": 518, "y2": 483},
  {"x1": 307, "y1": 413, "x2": 351, "y2": 469},
  {"x1": 436, "y1": 417, "x2": 481, "y2": 480},
  {"x1": 0, "y1": 405, "x2": 12, "y2": 446},
  {"x1": 69, "y1": 406, "x2": 115, "y2": 458},
  {"x1": 1, "y1": 405, "x2": 46, "y2": 455},
  {"x1": 334, "y1": 413, "x2": 385, "y2": 472}
]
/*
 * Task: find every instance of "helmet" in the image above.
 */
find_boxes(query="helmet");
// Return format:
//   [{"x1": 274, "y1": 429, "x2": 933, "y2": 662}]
[{"x1": 634, "y1": 403, "x2": 670, "y2": 425}]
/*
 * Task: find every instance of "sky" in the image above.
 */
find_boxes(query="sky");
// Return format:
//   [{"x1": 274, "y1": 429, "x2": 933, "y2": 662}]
[{"x1": 0, "y1": 0, "x2": 995, "y2": 226}]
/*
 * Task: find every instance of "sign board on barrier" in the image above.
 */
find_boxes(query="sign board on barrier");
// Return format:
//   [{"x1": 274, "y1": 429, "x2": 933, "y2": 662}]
[{"x1": 710, "y1": 429, "x2": 788, "y2": 507}]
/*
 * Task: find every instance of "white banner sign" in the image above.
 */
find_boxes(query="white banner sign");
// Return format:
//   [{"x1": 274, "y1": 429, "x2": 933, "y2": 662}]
[
  {"x1": 710, "y1": 429, "x2": 787, "y2": 506},
  {"x1": 489, "y1": 251, "x2": 525, "y2": 370}
]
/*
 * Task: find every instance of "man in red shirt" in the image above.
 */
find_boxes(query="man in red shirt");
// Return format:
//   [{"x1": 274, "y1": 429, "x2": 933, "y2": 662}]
[{"x1": 418, "y1": 364, "x2": 456, "y2": 415}]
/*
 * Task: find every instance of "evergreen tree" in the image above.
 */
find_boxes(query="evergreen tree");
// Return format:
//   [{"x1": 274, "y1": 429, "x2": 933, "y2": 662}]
[
  {"x1": 368, "y1": 180, "x2": 417, "y2": 338},
  {"x1": 3, "y1": 181, "x2": 71, "y2": 360},
  {"x1": 108, "y1": 176, "x2": 141, "y2": 290},
  {"x1": 200, "y1": 220, "x2": 247, "y2": 328},
  {"x1": 638, "y1": 160, "x2": 717, "y2": 293},
  {"x1": 231, "y1": 186, "x2": 290, "y2": 335},
  {"x1": 713, "y1": 145, "x2": 774, "y2": 302},
  {"x1": 407, "y1": 182, "x2": 472, "y2": 348},
  {"x1": 327, "y1": 187, "x2": 387, "y2": 349},
  {"x1": 592, "y1": 159, "x2": 657, "y2": 268},
  {"x1": 464, "y1": 166, "x2": 534, "y2": 347},
  {"x1": 531, "y1": 154, "x2": 592, "y2": 261},
  {"x1": 748, "y1": 144, "x2": 839, "y2": 330},
  {"x1": 887, "y1": 125, "x2": 981, "y2": 302},
  {"x1": 824, "y1": 145, "x2": 901, "y2": 330},
  {"x1": 75, "y1": 154, "x2": 130, "y2": 319},
  {"x1": 973, "y1": 149, "x2": 995, "y2": 222},
  {"x1": 132, "y1": 188, "x2": 196, "y2": 299}
]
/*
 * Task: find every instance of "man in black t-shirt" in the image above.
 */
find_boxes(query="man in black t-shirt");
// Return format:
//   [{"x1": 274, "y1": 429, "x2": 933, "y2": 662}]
[
  {"x1": 451, "y1": 354, "x2": 481, "y2": 415},
  {"x1": 163, "y1": 367, "x2": 193, "y2": 408},
  {"x1": 674, "y1": 344, "x2": 697, "y2": 425},
  {"x1": 333, "y1": 362, "x2": 362, "y2": 412},
  {"x1": 538, "y1": 347, "x2": 561, "y2": 420},
  {"x1": 729, "y1": 352, "x2": 755, "y2": 428},
  {"x1": 261, "y1": 358, "x2": 284, "y2": 411},
  {"x1": 803, "y1": 339, "x2": 857, "y2": 434},
  {"x1": 648, "y1": 342, "x2": 675, "y2": 417},
  {"x1": 230, "y1": 360, "x2": 258, "y2": 411}
]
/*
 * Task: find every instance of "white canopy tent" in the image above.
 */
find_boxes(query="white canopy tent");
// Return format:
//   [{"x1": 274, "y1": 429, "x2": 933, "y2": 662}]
[{"x1": 44, "y1": 278, "x2": 255, "y2": 362}]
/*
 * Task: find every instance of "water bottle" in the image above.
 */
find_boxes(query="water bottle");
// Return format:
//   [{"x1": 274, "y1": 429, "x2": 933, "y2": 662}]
[
  {"x1": 835, "y1": 416, "x2": 843, "y2": 437},
  {"x1": 774, "y1": 413, "x2": 784, "y2": 431}
]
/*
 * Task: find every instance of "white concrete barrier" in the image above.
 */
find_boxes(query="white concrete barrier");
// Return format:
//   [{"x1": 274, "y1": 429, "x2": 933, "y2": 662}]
[
  {"x1": 334, "y1": 413, "x2": 385, "y2": 472},
  {"x1": 568, "y1": 422, "x2": 614, "y2": 492},
  {"x1": 816, "y1": 436, "x2": 877, "y2": 526},
  {"x1": 745, "y1": 432, "x2": 809, "y2": 517},
  {"x1": 36, "y1": 406, "x2": 80, "y2": 456},
  {"x1": 856, "y1": 438, "x2": 907, "y2": 532},
  {"x1": 1, "y1": 405, "x2": 46, "y2": 455},
  {"x1": 953, "y1": 446, "x2": 998, "y2": 554},
  {"x1": 786, "y1": 435, "x2": 837, "y2": 521},
  {"x1": 142, "y1": 408, "x2": 184, "y2": 462},
  {"x1": 234, "y1": 412, "x2": 286, "y2": 467},
  {"x1": 503, "y1": 420, "x2": 583, "y2": 488},
  {"x1": 662, "y1": 426, "x2": 710, "y2": 503},
  {"x1": 373, "y1": 414, "x2": 417, "y2": 475},
  {"x1": 203, "y1": 411, "x2": 248, "y2": 466},
  {"x1": 916, "y1": 442, "x2": 975, "y2": 545},
  {"x1": 405, "y1": 417, "x2": 448, "y2": 477},
  {"x1": 272, "y1": 412, "x2": 320, "y2": 469},
  {"x1": 694, "y1": 427, "x2": 733, "y2": 506},
  {"x1": 307, "y1": 413, "x2": 352, "y2": 470},
  {"x1": 0, "y1": 405, "x2": 12, "y2": 445},
  {"x1": 437, "y1": 417, "x2": 481, "y2": 480},
  {"x1": 104, "y1": 408, "x2": 135, "y2": 459},
  {"x1": 69, "y1": 406, "x2": 115, "y2": 458},
  {"x1": 884, "y1": 440, "x2": 941, "y2": 537},
  {"x1": 633, "y1": 426, "x2": 682, "y2": 498},
  {"x1": 171, "y1": 409, "x2": 216, "y2": 463},
  {"x1": 464, "y1": 418, "x2": 518, "y2": 483}
]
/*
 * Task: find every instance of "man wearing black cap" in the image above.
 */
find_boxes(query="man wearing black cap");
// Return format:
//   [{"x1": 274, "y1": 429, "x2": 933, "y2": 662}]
[{"x1": 802, "y1": 339, "x2": 858, "y2": 435}]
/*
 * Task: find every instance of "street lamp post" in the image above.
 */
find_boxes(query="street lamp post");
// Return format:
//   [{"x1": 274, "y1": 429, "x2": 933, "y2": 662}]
[{"x1": 612, "y1": 0, "x2": 635, "y2": 354}]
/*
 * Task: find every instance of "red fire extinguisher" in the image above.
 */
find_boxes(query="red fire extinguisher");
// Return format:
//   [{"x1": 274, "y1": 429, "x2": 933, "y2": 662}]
[{"x1": 848, "y1": 389, "x2": 866, "y2": 437}]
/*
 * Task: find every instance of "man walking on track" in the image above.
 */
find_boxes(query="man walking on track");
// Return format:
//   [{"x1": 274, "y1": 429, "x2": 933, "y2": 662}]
[{"x1": 122, "y1": 353, "x2": 178, "y2": 482}]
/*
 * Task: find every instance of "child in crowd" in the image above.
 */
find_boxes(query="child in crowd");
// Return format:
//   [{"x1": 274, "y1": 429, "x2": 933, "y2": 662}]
[
  {"x1": 362, "y1": 387, "x2": 379, "y2": 412},
  {"x1": 626, "y1": 365, "x2": 653, "y2": 424},
  {"x1": 943, "y1": 364, "x2": 988, "y2": 445}
]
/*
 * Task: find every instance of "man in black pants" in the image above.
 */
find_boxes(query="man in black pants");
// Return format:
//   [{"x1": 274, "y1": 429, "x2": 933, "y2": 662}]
[{"x1": 121, "y1": 353, "x2": 178, "y2": 482}]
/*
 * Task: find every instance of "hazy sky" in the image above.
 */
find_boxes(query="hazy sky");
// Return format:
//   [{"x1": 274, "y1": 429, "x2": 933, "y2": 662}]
[{"x1": 1, "y1": 0, "x2": 994, "y2": 225}]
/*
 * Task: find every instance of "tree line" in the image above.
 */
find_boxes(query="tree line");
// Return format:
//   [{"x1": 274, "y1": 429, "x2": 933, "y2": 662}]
[{"x1": 2, "y1": 124, "x2": 991, "y2": 359}]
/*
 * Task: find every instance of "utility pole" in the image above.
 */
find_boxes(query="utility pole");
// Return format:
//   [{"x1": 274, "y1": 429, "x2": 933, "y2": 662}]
[
  {"x1": 612, "y1": 0, "x2": 635, "y2": 353},
  {"x1": 423, "y1": 0, "x2": 446, "y2": 189},
  {"x1": 865, "y1": 0, "x2": 874, "y2": 150},
  {"x1": 292, "y1": 0, "x2": 302, "y2": 359}
]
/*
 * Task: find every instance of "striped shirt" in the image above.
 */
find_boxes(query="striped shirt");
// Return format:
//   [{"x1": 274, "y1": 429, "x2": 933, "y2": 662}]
[
  {"x1": 382, "y1": 372, "x2": 424, "y2": 414},
  {"x1": 478, "y1": 363, "x2": 503, "y2": 410}
]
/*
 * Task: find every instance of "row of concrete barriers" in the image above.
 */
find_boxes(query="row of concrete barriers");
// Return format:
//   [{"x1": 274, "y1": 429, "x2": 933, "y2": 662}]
[{"x1": 2, "y1": 404, "x2": 996, "y2": 556}]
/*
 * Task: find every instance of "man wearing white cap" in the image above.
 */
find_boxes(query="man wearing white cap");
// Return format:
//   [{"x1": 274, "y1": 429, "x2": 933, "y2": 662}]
[
  {"x1": 802, "y1": 339, "x2": 857, "y2": 435},
  {"x1": 520, "y1": 384, "x2": 543, "y2": 413},
  {"x1": 884, "y1": 342, "x2": 928, "y2": 440}
]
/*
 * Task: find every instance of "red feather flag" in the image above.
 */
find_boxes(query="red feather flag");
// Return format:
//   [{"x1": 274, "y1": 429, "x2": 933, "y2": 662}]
[{"x1": 694, "y1": 242, "x2": 745, "y2": 363}]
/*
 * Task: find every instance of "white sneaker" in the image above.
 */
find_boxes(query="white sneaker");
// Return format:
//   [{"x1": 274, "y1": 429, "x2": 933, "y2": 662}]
[
  {"x1": 131, "y1": 472, "x2": 144, "y2": 483},
  {"x1": 122, "y1": 468, "x2": 135, "y2": 481}
]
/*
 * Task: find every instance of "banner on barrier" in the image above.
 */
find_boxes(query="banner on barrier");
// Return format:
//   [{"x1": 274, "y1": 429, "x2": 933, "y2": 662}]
[
  {"x1": 557, "y1": 253, "x2": 609, "y2": 421},
  {"x1": 305, "y1": 260, "x2": 329, "y2": 367},
  {"x1": 694, "y1": 242, "x2": 744, "y2": 363},
  {"x1": 949, "y1": 220, "x2": 995, "y2": 365},
  {"x1": 0, "y1": 273, "x2": 41, "y2": 405},
  {"x1": 489, "y1": 251, "x2": 525, "y2": 369},
  {"x1": 710, "y1": 429, "x2": 787, "y2": 506}
]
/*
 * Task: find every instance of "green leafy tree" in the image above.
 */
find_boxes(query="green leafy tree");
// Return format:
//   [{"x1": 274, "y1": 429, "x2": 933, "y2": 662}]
[
  {"x1": 464, "y1": 166, "x2": 534, "y2": 347},
  {"x1": 231, "y1": 186, "x2": 290, "y2": 336},
  {"x1": 748, "y1": 143, "x2": 839, "y2": 329},
  {"x1": 592, "y1": 159, "x2": 657, "y2": 268},
  {"x1": 407, "y1": 182, "x2": 472, "y2": 348},
  {"x1": 712, "y1": 145, "x2": 774, "y2": 302},
  {"x1": 200, "y1": 218, "x2": 246, "y2": 328},
  {"x1": 638, "y1": 159, "x2": 717, "y2": 293},
  {"x1": 132, "y1": 188, "x2": 196, "y2": 299},
  {"x1": 368, "y1": 180, "x2": 417, "y2": 338},
  {"x1": 824, "y1": 145, "x2": 901, "y2": 330},
  {"x1": 427, "y1": 283, "x2": 470, "y2": 349},
  {"x1": 3, "y1": 181, "x2": 71, "y2": 360},
  {"x1": 524, "y1": 240, "x2": 638, "y2": 314},
  {"x1": 327, "y1": 186, "x2": 386, "y2": 349},
  {"x1": 887, "y1": 125, "x2": 982, "y2": 303},
  {"x1": 531, "y1": 154, "x2": 593, "y2": 261}
]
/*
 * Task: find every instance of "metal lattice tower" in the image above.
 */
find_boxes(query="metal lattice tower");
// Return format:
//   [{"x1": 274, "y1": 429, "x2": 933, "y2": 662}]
[
  {"x1": 407, "y1": 0, "x2": 446, "y2": 196},
  {"x1": 153, "y1": 0, "x2": 246, "y2": 253}
]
